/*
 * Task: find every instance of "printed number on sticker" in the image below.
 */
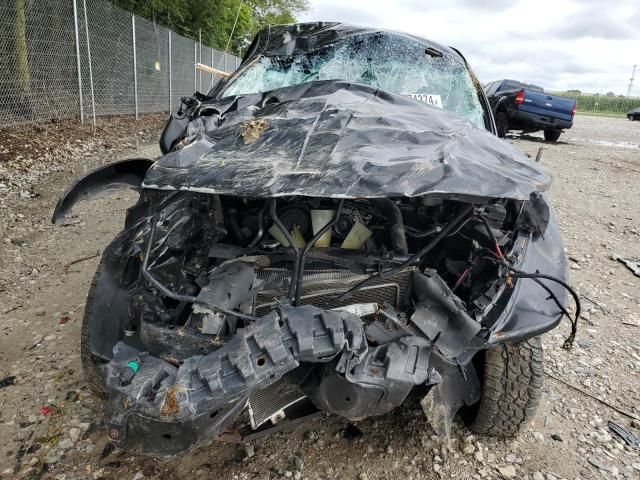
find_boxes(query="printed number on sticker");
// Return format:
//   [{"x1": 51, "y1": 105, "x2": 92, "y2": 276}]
[{"x1": 405, "y1": 94, "x2": 443, "y2": 108}]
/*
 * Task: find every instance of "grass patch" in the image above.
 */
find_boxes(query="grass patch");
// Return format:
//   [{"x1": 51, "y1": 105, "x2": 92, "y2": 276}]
[{"x1": 553, "y1": 92, "x2": 640, "y2": 116}]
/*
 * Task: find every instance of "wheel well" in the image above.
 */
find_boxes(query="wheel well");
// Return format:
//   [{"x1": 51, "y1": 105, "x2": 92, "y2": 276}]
[{"x1": 458, "y1": 349, "x2": 486, "y2": 422}]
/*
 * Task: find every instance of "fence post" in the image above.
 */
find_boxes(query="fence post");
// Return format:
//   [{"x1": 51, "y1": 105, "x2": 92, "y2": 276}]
[
  {"x1": 198, "y1": 29, "x2": 202, "y2": 92},
  {"x1": 210, "y1": 49, "x2": 214, "y2": 89},
  {"x1": 168, "y1": 30, "x2": 172, "y2": 112},
  {"x1": 132, "y1": 14, "x2": 138, "y2": 120},
  {"x1": 193, "y1": 42, "x2": 197, "y2": 92},
  {"x1": 72, "y1": 0, "x2": 84, "y2": 124},
  {"x1": 82, "y1": 0, "x2": 96, "y2": 127}
]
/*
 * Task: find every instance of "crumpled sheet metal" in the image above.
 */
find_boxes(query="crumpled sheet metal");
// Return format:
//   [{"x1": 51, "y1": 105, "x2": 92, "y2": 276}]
[
  {"x1": 143, "y1": 81, "x2": 551, "y2": 202},
  {"x1": 410, "y1": 270, "x2": 482, "y2": 358},
  {"x1": 421, "y1": 355, "x2": 481, "y2": 439},
  {"x1": 104, "y1": 305, "x2": 369, "y2": 421}
]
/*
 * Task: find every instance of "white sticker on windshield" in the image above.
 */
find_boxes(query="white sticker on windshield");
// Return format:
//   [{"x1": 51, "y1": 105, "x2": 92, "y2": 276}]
[{"x1": 404, "y1": 93, "x2": 443, "y2": 108}]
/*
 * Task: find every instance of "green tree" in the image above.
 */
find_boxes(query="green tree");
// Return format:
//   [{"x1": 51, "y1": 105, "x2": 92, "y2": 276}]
[
  {"x1": 249, "y1": 0, "x2": 308, "y2": 27},
  {"x1": 111, "y1": 0, "x2": 309, "y2": 54},
  {"x1": 111, "y1": 0, "x2": 189, "y2": 26}
]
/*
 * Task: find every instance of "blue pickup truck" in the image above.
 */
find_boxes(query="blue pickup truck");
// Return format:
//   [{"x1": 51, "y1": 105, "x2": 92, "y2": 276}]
[{"x1": 484, "y1": 79, "x2": 576, "y2": 141}]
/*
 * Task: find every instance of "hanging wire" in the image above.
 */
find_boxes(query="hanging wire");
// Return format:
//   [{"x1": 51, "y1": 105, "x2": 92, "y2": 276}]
[
  {"x1": 475, "y1": 214, "x2": 581, "y2": 349},
  {"x1": 207, "y1": 0, "x2": 245, "y2": 91}
]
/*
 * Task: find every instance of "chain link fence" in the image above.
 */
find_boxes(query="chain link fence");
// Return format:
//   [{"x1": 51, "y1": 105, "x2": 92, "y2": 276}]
[{"x1": 0, "y1": 0, "x2": 239, "y2": 127}]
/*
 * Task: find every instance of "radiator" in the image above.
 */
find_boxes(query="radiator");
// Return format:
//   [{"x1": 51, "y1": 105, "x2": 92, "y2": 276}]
[
  {"x1": 253, "y1": 267, "x2": 414, "y2": 316},
  {"x1": 247, "y1": 373, "x2": 306, "y2": 428}
]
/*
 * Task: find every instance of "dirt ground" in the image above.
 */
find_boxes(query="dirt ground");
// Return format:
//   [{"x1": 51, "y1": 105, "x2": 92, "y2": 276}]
[{"x1": 0, "y1": 115, "x2": 639, "y2": 480}]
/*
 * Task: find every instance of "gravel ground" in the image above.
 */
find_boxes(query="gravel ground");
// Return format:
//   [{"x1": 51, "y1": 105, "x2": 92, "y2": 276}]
[{"x1": 0, "y1": 115, "x2": 639, "y2": 480}]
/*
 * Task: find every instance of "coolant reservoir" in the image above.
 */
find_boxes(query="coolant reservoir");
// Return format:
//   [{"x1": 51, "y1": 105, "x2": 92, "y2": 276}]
[
  {"x1": 311, "y1": 210, "x2": 334, "y2": 248},
  {"x1": 340, "y1": 221, "x2": 372, "y2": 249},
  {"x1": 268, "y1": 224, "x2": 305, "y2": 248}
]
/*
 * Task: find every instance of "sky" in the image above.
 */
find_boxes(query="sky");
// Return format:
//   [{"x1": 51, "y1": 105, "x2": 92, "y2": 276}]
[{"x1": 299, "y1": 0, "x2": 640, "y2": 95}]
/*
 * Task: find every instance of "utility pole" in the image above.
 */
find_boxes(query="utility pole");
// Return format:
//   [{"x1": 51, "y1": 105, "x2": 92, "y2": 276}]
[{"x1": 627, "y1": 65, "x2": 637, "y2": 97}]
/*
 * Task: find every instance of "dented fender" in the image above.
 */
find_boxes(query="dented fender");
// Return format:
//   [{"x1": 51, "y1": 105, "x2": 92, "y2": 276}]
[
  {"x1": 51, "y1": 158, "x2": 155, "y2": 224},
  {"x1": 487, "y1": 215, "x2": 568, "y2": 346}
]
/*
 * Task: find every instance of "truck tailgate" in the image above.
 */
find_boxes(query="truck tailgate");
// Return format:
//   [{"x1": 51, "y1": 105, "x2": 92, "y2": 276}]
[{"x1": 518, "y1": 90, "x2": 575, "y2": 122}]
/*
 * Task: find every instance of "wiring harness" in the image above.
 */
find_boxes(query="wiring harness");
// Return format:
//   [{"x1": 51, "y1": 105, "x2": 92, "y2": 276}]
[{"x1": 476, "y1": 214, "x2": 581, "y2": 349}]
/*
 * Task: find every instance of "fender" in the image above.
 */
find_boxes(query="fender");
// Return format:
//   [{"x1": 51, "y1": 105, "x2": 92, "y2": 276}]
[
  {"x1": 486, "y1": 214, "x2": 568, "y2": 346},
  {"x1": 52, "y1": 158, "x2": 154, "y2": 224}
]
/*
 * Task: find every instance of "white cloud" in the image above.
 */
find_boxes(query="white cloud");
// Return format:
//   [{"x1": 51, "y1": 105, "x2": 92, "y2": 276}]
[{"x1": 299, "y1": 0, "x2": 640, "y2": 94}]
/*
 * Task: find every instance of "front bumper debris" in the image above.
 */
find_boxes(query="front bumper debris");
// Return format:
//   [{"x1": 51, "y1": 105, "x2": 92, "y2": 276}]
[
  {"x1": 103, "y1": 304, "x2": 444, "y2": 457},
  {"x1": 101, "y1": 230, "x2": 569, "y2": 457}
]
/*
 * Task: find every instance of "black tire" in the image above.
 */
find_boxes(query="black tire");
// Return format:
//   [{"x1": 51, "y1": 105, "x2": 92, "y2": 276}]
[
  {"x1": 495, "y1": 112, "x2": 509, "y2": 138},
  {"x1": 468, "y1": 336, "x2": 543, "y2": 436},
  {"x1": 80, "y1": 229, "x2": 137, "y2": 399},
  {"x1": 543, "y1": 129, "x2": 561, "y2": 142},
  {"x1": 81, "y1": 258, "x2": 110, "y2": 398}
]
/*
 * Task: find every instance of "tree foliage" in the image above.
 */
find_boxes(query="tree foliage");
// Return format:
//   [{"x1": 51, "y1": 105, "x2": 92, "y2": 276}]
[{"x1": 111, "y1": 0, "x2": 309, "y2": 55}]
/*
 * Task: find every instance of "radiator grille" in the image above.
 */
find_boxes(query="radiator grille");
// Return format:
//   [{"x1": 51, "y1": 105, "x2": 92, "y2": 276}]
[
  {"x1": 247, "y1": 374, "x2": 306, "y2": 429},
  {"x1": 253, "y1": 267, "x2": 413, "y2": 316}
]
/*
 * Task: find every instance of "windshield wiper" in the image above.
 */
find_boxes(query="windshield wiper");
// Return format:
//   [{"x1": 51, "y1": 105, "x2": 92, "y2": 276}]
[{"x1": 425, "y1": 46, "x2": 443, "y2": 58}]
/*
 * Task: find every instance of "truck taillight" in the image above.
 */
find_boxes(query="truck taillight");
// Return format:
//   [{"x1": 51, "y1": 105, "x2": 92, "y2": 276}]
[
  {"x1": 515, "y1": 90, "x2": 525, "y2": 105},
  {"x1": 572, "y1": 103, "x2": 577, "y2": 117}
]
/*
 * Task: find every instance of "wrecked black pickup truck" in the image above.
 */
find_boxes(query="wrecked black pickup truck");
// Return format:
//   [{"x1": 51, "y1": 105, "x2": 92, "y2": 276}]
[{"x1": 52, "y1": 23, "x2": 580, "y2": 458}]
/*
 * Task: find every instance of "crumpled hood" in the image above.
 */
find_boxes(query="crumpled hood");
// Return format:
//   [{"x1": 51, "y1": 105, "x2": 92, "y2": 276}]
[{"x1": 143, "y1": 81, "x2": 551, "y2": 200}]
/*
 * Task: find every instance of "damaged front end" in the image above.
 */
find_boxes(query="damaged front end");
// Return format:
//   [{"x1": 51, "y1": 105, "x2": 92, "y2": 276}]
[
  {"x1": 82, "y1": 189, "x2": 571, "y2": 458},
  {"x1": 53, "y1": 22, "x2": 580, "y2": 459}
]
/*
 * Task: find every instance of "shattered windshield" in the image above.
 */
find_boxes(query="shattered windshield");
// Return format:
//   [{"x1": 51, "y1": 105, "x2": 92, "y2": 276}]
[{"x1": 222, "y1": 33, "x2": 486, "y2": 127}]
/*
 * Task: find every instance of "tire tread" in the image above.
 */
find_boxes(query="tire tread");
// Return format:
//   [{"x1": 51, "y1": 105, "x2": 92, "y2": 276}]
[{"x1": 470, "y1": 337, "x2": 543, "y2": 436}]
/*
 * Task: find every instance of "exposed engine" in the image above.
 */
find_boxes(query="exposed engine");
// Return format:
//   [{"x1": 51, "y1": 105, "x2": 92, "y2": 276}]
[
  {"x1": 137, "y1": 193, "x2": 519, "y2": 354},
  {"x1": 92, "y1": 190, "x2": 557, "y2": 456}
]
